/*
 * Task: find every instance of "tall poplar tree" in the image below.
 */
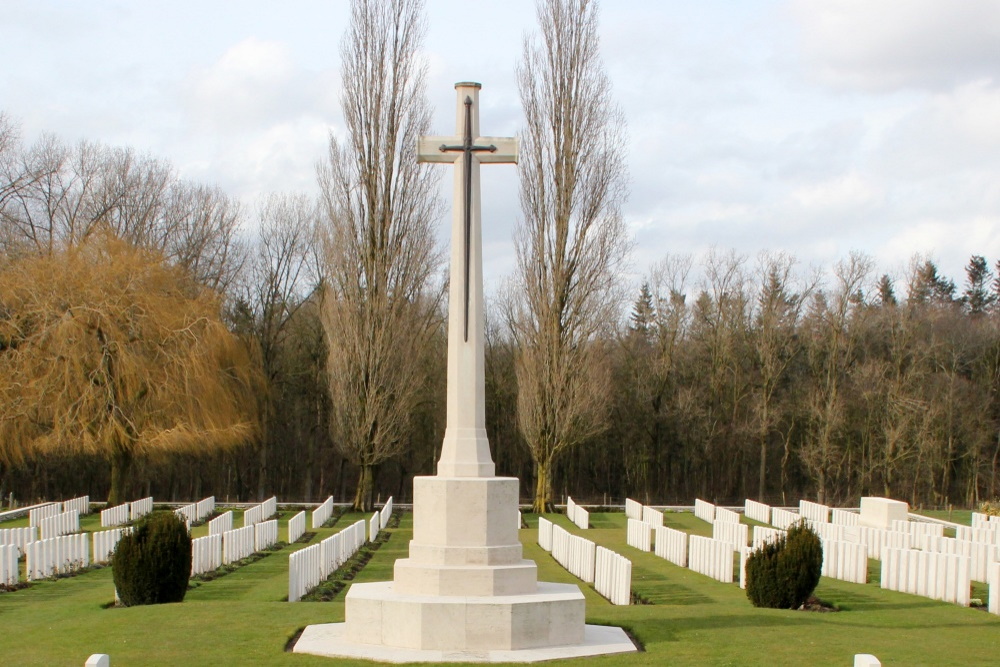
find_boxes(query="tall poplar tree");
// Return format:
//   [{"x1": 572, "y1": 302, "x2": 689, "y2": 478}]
[
  {"x1": 317, "y1": 0, "x2": 443, "y2": 511},
  {"x1": 510, "y1": 0, "x2": 631, "y2": 512}
]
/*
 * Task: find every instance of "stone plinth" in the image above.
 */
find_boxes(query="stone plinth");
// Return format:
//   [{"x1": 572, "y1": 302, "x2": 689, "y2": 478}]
[
  {"x1": 394, "y1": 476, "x2": 536, "y2": 596},
  {"x1": 860, "y1": 497, "x2": 908, "y2": 529}
]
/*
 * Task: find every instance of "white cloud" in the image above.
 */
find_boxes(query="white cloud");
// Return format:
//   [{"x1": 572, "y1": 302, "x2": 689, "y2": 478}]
[
  {"x1": 876, "y1": 79, "x2": 1000, "y2": 179},
  {"x1": 789, "y1": 0, "x2": 1000, "y2": 91}
]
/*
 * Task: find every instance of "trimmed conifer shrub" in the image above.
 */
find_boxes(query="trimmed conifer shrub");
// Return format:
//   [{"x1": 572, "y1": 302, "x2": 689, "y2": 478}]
[
  {"x1": 745, "y1": 522, "x2": 822, "y2": 609},
  {"x1": 112, "y1": 511, "x2": 191, "y2": 606}
]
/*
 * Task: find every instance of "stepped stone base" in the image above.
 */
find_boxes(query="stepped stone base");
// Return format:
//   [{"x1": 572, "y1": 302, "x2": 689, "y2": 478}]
[{"x1": 294, "y1": 586, "x2": 636, "y2": 662}]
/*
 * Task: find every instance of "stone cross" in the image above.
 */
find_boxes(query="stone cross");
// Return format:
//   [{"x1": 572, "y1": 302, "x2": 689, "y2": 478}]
[{"x1": 418, "y1": 82, "x2": 517, "y2": 477}]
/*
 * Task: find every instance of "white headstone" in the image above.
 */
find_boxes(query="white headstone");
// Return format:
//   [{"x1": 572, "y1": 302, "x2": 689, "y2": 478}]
[{"x1": 860, "y1": 497, "x2": 908, "y2": 529}]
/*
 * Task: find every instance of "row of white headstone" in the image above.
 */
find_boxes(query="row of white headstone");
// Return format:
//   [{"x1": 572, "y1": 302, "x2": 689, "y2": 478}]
[
  {"x1": 880, "y1": 548, "x2": 970, "y2": 605},
  {"x1": 25, "y1": 533, "x2": 90, "y2": 580},
  {"x1": 100, "y1": 496, "x2": 153, "y2": 528},
  {"x1": 208, "y1": 511, "x2": 233, "y2": 536},
  {"x1": 29, "y1": 503, "x2": 62, "y2": 527},
  {"x1": 288, "y1": 511, "x2": 306, "y2": 544},
  {"x1": 25, "y1": 496, "x2": 90, "y2": 528},
  {"x1": 101, "y1": 503, "x2": 129, "y2": 527},
  {"x1": 594, "y1": 545, "x2": 632, "y2": 605},
  {"x1": 288, "y1": 519, "x2": 367, "y2": 602},
  {"x1": 175, "y1": 496, "x2": 214, "y2": 525},
  {"x1": 537, "y1": 517, "x2": 631, "y2": 604},
  {"x1": 565, "y1": 496, "x2": 589, "y2": 530},
  {"x1": 40, "y1": 509, "x2": 80, "y2": 540},
  {"x1": 131, "y1": 497, "x2": 153, "y2": 521},
  {"x1": 551, "y1": 521, "x2": 595, "y2": 582},
  {"x1": 2, "y1": 529, "x2": 118, "y2": 586},
  {"x1": 0, "y1": 526, "x2": 35, "y2": 555},
  {"x1": 628, "y1": 499, "x2": 868, "y2": 586},
  {"x1": 93, "y1": 528, "x2": 129, "y2": 564},
  {"x1": 192, "y1": 520, "x2": 279, "y2": 576},
  {"x1": 312, "y1": 496, "x2": 335, "y2": 529},
  {"x1": 369, "y1": 496, "x2": 395, "y2": 542},
  {"x1": 243, "y1": 497, "x2": 277, "y2": 528},
  {"x1": 380, "y1": 496, "x2": 393, "y2": 530},
  {"x1": 956, "y1": 523, "x2": 1000, "y2": 547},
  {"x1": 753, "y1": 498, "x2": 988, "y2": 601}
]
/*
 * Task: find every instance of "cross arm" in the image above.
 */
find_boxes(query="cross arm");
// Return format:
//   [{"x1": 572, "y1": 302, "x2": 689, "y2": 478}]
[
  {"x1": 417, "y1": 137, "x2": 461, "y2": 163},
  {"x1": 474, "y1": 137, "x2": 518, "y2": 164}
]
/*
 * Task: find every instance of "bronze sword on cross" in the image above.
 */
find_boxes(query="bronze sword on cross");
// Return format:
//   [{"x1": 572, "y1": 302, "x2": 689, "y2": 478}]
[
  {"x1": 439, "y1": 97, "x2": 497, "y2": 341},
  {"x1": 417, "y1": 84, "x2": 518, "y2": 343}
]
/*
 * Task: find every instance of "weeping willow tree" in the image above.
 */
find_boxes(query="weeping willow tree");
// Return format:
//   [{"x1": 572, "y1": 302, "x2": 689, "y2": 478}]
[{"x1": 0, "y1": 233, "x2": 260, "y2": 505}]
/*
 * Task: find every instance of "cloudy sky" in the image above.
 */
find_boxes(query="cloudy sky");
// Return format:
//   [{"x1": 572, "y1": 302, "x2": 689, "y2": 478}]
[{"x1": 4, "y1": 0, "x2": 1000, "y2": 294}]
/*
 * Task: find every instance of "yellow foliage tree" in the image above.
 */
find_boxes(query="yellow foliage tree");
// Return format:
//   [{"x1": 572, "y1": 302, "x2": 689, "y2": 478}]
[{"x1": 0, "y1": 234, "x2": 260, "y2": 504}]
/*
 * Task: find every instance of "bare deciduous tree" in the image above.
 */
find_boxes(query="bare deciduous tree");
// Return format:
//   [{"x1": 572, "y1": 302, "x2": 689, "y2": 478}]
[
  {"x1": 749, "y1": 252, "x2": 811, "y2": 501},
  {"x1": 509, "y1": 0, "x2": 630, "y2": 512},
  {"x1": 800, "y1": 252, "x2": 872, "y2": 504},
  {"x1": 317, "y1": 0, "x2": 443, "y2": 511},
  {"x1": 0, "y1": 234, "x2": 259, "y2": 505},
  {"x1": 233, "y1": 193, "x2": 314, "y2": 500},
  {"x1": 0, "y1": 131, "x2": 245, "y2": 293}
]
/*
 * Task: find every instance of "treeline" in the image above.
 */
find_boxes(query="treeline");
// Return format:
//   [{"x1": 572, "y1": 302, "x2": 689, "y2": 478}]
[
  {"x1": 532, "y1": 251, "x2": 1000, "y2": 509},
  {"x1": 3, "y1": 108, "x2": 998, "y2": 509}
]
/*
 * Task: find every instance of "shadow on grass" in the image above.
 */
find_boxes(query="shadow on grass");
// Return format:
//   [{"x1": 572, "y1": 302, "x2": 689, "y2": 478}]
[{"x1": 588, "y1": 515, "x2": 623, "y2": 529}]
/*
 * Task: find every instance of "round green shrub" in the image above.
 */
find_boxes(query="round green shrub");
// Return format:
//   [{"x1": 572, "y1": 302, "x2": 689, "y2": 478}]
[
  {"x1": 112, "y1": 511, "x2": 191, "y2": 606},
  {"x1": 745, "y1": 522, "x2": 823, "y2": 609}
]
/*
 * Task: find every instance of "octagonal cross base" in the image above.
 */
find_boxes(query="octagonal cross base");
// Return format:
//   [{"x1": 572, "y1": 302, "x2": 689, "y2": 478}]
[{"x1": 343, "y1": 580, "x2": 588, "y2": 651}]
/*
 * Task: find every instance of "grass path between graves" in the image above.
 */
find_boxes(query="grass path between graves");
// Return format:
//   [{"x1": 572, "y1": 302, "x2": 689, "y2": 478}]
[{"x1": 2, "y1": 509, "x2": 999, "y2": 665}]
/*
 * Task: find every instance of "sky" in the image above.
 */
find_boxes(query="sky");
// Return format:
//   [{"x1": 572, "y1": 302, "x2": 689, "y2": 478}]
[{"x1": 4, "y1": 0, "x2": 1000, "y2": 296}]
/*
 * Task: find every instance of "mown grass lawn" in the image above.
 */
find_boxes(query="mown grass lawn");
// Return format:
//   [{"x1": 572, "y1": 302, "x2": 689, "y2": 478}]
[{"x1": 1, "y1": 509, "x2": 998, "y2": 665}]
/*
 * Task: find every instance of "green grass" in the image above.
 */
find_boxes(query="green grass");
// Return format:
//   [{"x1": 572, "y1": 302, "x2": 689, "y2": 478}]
[{"x1": 2, "y1": 510, "x2": 999, "y2": 665}]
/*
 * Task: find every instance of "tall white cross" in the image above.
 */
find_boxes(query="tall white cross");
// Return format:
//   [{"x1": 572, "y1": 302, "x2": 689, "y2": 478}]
[{"x1": 418, "y1": 82, "x2": 517, "y2": 477}]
